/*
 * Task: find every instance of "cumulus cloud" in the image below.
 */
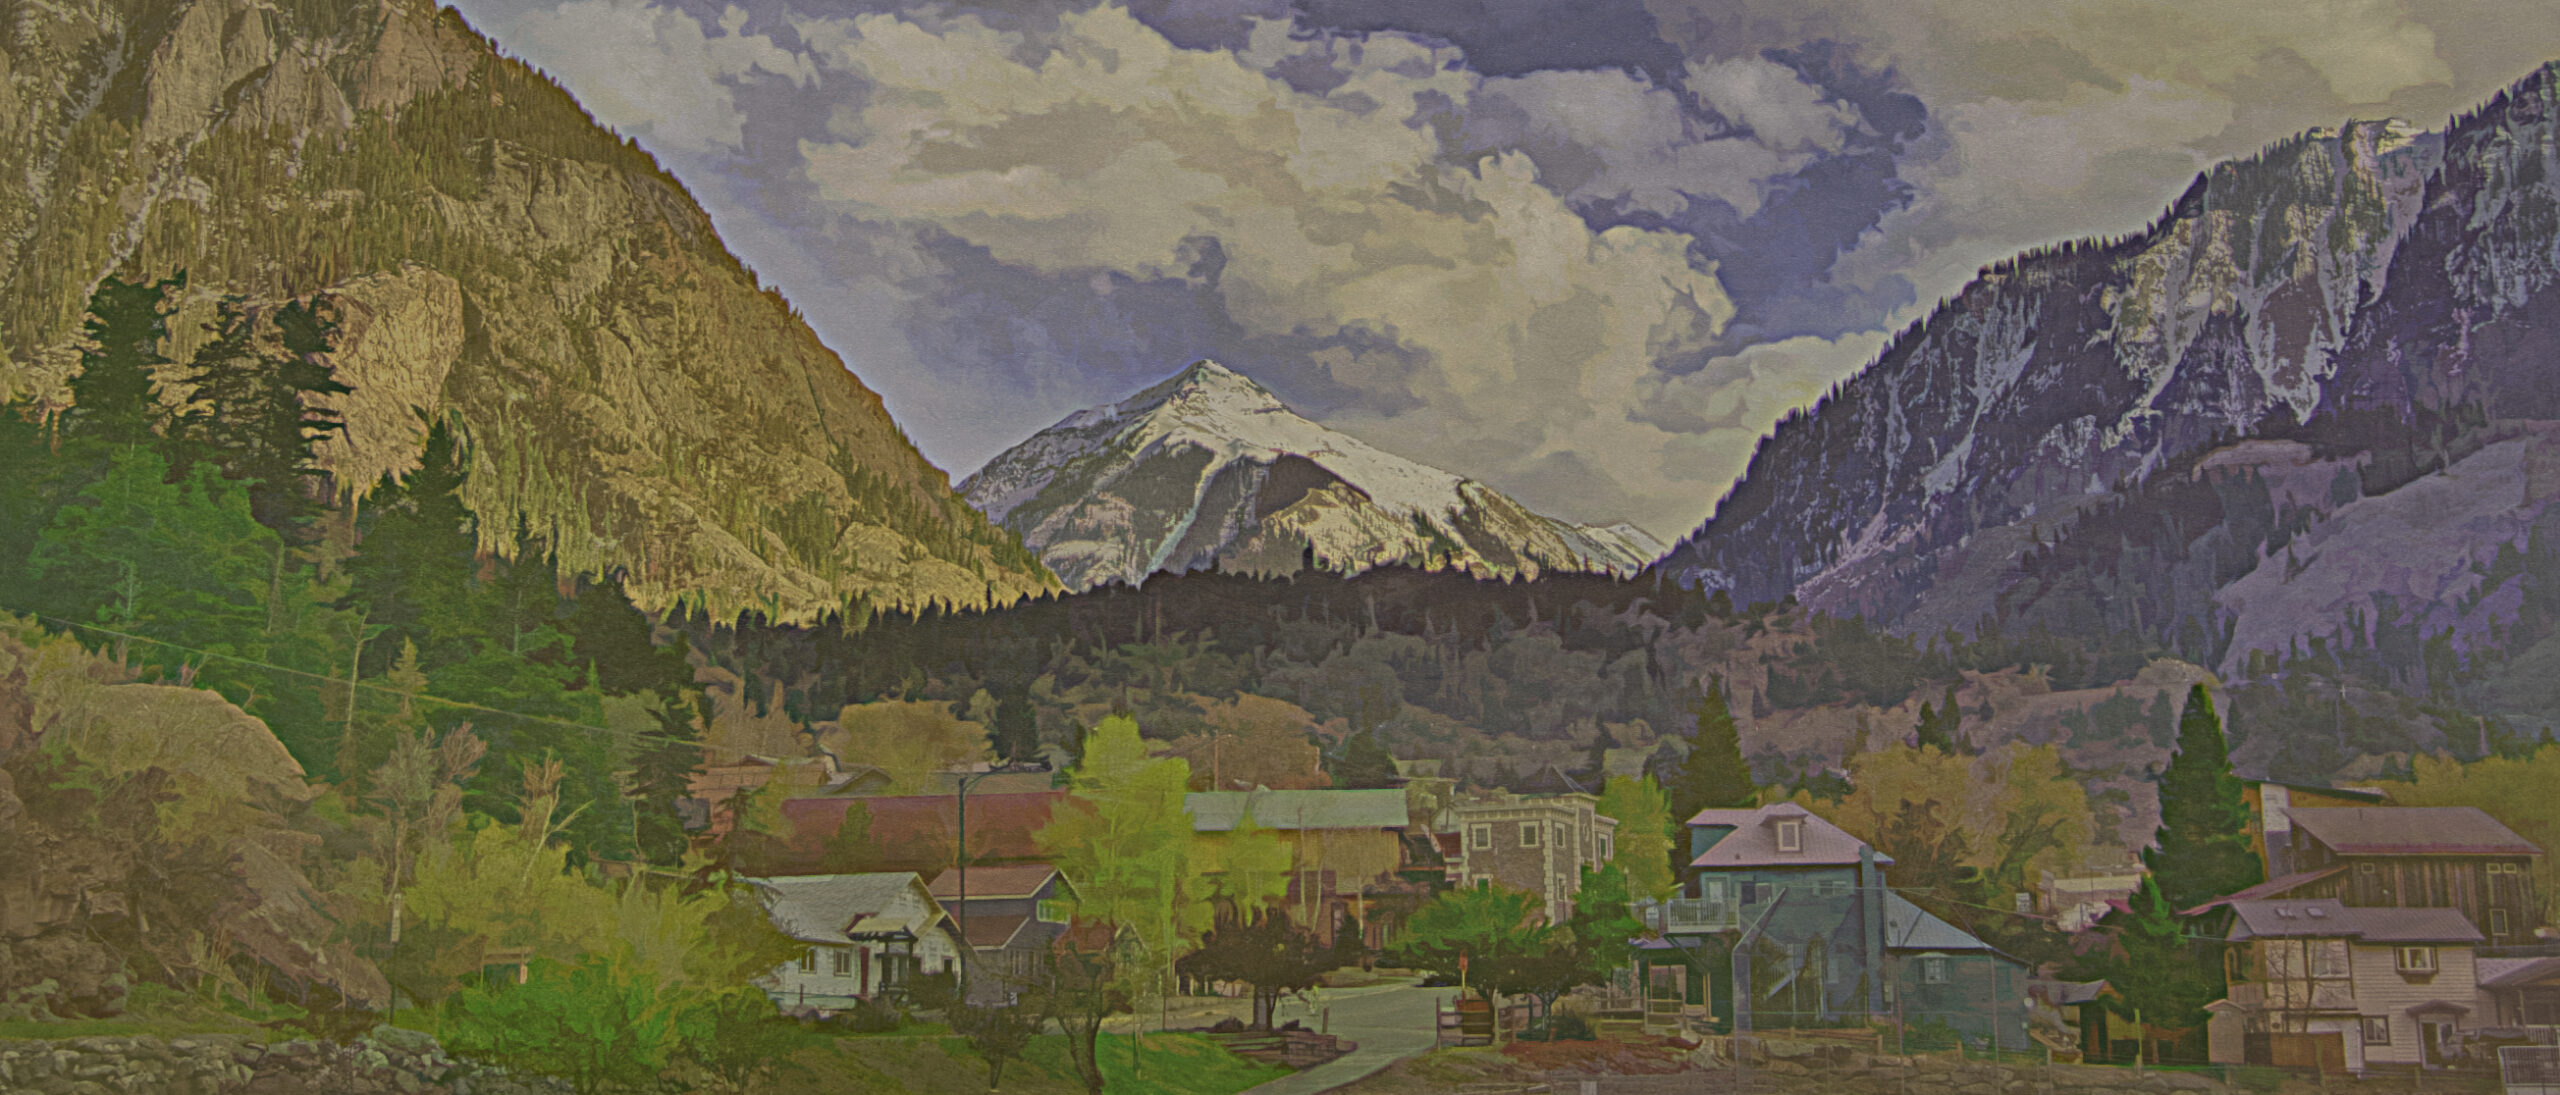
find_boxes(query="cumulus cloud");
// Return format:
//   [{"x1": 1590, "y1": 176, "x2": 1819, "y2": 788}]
[
  {"x1": 445, "y1": 0, "x2": 2560, "y2": 540},
  {"x1": 474, "y1": 0, "x2": 814, "y2": 156}
]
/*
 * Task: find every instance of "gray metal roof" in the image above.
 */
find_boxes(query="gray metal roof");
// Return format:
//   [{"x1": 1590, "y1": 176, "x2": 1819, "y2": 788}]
[
  {"x1": 1884, "y1": 892, "x2": 1993, "y2": 952},
  {"x1": 2287, "y1": 807, "x2": 2541, "y2": 857},
  {"x1": 2225, "y1": 899, "x2": 2482, "y2": 943},
  {"x1": 1185, "y1": 789, "x2": 1408, "y2": 831}
]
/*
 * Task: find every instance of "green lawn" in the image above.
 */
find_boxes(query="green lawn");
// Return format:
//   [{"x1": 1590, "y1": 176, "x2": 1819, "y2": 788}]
[{"x1": 783, "y1": 1031, "x2": 1287, "y2": 1095}]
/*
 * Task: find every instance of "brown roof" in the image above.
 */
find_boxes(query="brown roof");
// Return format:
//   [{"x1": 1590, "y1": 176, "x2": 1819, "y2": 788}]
[
  {"x1": 961, "y1": 913, "x2": 1033, "y2": 949},
  {"x1": 2288, "y1": 807, "x2": 2542, "y2": 857},
  {"x1": 929, "y1": 865, "x2": 1061, "y2": 901}
]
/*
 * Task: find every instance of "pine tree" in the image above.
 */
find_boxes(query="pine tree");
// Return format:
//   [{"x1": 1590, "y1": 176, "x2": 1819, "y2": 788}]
[
  {"x1": 2144, "y1": 683, "x2": 2262, "y2": 912},
  {"x1": 1666, "y1": 676, "x2": 1754, "y2": 826},
  {"x1": 167, "y1": 297, "x2": 350, "y2": 538},
  {"x1": 63, "y1": 273, "x2": 184, "y2": 449},
  {"x1": 1914, "y1": 683, "x2": 1961, "y2": 753},
  {"x1": 343, "y1": 422, "x2": 481, "y2": 676},
  {"x1": 1331, "y1": 730, "x2": 1400, "y2": 790},
  {"x1": 2093, "y1": 874, "x2": 2223, "y2": 1056}
]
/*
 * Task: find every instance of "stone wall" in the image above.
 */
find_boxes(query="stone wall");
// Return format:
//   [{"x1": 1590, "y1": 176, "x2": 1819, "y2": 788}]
[{"x1": 0, "y1": 1028, "x2": 566, "y2": 1095}]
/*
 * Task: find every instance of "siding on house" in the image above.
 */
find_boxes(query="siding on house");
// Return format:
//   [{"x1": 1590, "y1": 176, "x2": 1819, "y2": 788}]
[{"x1": 2343, "y1": 941, "x2": 2478, "y2": 1067}]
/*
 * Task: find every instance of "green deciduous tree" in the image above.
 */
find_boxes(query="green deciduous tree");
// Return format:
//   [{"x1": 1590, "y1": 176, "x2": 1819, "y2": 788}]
[
  {"x1": 1036, "y1": 716, "x2": 1210, "y2": 1006},
  {"x1": 1386, "y1": 883, "x2": 1566, "y2": 1040},
  {"x1": 2145, "y1": 684, "x2": 2260, "y2": 913},
  {"x1": 1596, "y1": 775, "x2": 1676, "y2": 900},
  {"x1": 442, "y1": 951, "x2": 687, "y2": 1095},
  {"x1": 29, "y1": 446, "x2": 275, "y2": 670},
  {"x1": 1177, "y1": 909, "x2": 1342, "y2": 1030}
]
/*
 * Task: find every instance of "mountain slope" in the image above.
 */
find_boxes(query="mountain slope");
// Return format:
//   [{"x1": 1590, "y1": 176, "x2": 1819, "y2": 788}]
[
  {"x1": 0, "y1": 0, "x2": 1053, "y2": 621},
  {"x1": 1651, "y1": 60, "x2": 2560, "y2": 739},
  {"x1": 962, "y1": 361, "x2": 1661, "y2": 590},
  {"x1": 1654, "y1": 115, "x2": 2444, "y2": 632}
]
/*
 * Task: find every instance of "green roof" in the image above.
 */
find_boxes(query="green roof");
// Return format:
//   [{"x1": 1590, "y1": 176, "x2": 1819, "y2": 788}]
[{"x1": 1185, "y1": 789, "x2": 1408, "y2": 832}]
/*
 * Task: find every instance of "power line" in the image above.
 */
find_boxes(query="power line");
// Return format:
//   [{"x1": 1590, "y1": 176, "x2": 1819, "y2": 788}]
[{"x1": 9, "y1": 606, "x2": 701, "y2": 753}]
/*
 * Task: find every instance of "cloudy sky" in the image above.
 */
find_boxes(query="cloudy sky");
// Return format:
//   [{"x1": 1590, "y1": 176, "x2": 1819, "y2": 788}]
[{"x1": 445, "y1": 0, "x2": 2560, "y2": 539}]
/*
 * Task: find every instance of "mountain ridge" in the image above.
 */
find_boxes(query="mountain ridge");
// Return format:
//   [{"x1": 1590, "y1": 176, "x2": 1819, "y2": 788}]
[
  {"x1": 963, "y1": 360, "x2": 1661, "y2": 590},
  {"x1": 0, "y1": 0, "x2": 1055, "y2": 622}
]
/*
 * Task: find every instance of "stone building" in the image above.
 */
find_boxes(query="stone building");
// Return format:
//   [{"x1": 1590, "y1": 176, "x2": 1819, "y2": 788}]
[{"x1": 1446, "y1": 790, "x2": 1618, "y2": 925}]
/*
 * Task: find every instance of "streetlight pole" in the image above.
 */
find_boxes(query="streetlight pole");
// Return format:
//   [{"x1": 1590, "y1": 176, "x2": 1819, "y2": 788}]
[{"x1": 954, "y1": 762, "x2": 1047, "y2": 999}]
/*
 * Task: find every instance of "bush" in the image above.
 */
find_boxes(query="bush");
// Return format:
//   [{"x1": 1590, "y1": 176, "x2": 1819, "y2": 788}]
[
  {"x1": 1545, "y1": 1012, "x2": 1595, "y2": 1041},
  {"x1": 835, "y1": 998, "x2": 903, "y2": 1034}
]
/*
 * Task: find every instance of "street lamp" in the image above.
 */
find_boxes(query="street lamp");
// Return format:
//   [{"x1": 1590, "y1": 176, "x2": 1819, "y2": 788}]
[{"x1": 955, "y1": 762, "x2": 1049, "y2": 997}]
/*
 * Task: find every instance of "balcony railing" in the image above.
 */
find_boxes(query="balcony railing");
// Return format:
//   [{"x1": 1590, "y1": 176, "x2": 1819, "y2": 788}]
[{"x1": 1649, "y1": 898, "x2": 1740, "y2": 934}]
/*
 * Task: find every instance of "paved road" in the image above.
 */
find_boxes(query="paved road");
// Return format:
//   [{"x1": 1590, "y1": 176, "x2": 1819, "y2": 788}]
[{"x1": 1237, "y1": 981, "x2": 1453, "y2": 1095}]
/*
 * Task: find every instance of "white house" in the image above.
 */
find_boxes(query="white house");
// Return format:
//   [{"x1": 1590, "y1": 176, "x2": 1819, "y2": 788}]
[
  {"x1": 752, "y1": 872, "x2": 966, "y2": 1009},
  {"x1": 2206, "y1": 899, "x2": 2484, "y2": 1073}
]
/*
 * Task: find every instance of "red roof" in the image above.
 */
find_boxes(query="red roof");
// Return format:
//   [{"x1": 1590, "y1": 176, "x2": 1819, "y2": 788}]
[{"x1": 780, "y1": 793, "x2": 1066, "y2": 872}]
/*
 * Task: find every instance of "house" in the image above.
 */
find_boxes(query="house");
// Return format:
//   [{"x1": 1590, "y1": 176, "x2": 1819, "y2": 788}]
[
  {"x1": 2479, "y1": 955, "x2": 2560, "y2": 1029},
  {"x1": 927, "y1": 864, "x2": 1076, "y2": 998},
  {"x1": 752, "y1": 872, "x2": 966, "y2": 1010},
  {"x1": 1446, "y1": 790, "x2": 1619, "y2": 926},
  {"x1": 2237, "y1": 776, "x2": 2386, "y2": 877},
  {"x1": 1651, "y1": 803, "x2": 1890, "y2": 1036},
  {"x1": 2206, "y1": 899, "x2": 2485, "y2": 1072},
  {"x1": 1187, "y1": 788, "x2": 1418, "y2": 948},
  {"x1": 1885, "y1": 892, "x2": 2032, "y2": 1053},
  {"x1": 2037, "y1": 866, "x2": 2145, "y2": 932},
  {"x1": 2202, "y1": 807, "x2": 2544, "y2": 944},
  {"x1": 1643, "y1": 803, "x2": 2028, "y2": 1051}
]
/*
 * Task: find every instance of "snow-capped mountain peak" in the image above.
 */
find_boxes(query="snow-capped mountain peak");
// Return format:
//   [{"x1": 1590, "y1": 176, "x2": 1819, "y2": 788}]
[{"x1": 962, "y1": 360, "x2": 1660, "y2": 590}]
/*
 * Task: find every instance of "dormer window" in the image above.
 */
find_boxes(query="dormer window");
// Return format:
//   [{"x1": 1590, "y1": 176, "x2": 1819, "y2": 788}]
[{"x1": 1776, "y1": 819, "x2": 1804, "y2": 853}]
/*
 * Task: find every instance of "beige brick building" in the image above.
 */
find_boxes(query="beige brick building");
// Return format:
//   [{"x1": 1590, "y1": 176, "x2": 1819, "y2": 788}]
[{"x1": 1446, "y1": 791, "x2": 1618, "y2": 924}]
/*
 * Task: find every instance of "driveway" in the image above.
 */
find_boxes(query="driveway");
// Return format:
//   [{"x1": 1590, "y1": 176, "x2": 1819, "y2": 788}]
[{"x1": 1237, "y1": 981, "x2": 1453, "y2": 1095}]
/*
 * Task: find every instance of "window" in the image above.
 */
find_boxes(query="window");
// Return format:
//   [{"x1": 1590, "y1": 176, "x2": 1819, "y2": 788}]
[
  {"x1": 1598, "y1": 834, "x2": 1612, "y2": 861},
  {"x1": 1522, "y1": 822, "x2": 1542, "y2": 847},
  {"x1": 2362, "y1": 1017, "x2": 2392, "y2": 1045},
  {"x1": 2310, "y1": 940, "x2": 2351, "y2": 980},
  {"x1": 1776, "y1": 820, "x2": 1803, "y2": 853},
  {"x1": 800, "y1": 948, "x2": 819, "y2": 973},
  {"x1": 1921, "y1": 957, "x2": 1948, "y2": 984},
  {"x1": 2397, "y1": 946, "x2": 2436, "y2": 973},
  {"x1": 833, "y1": 949, "x2": 854, "y2": 977},
  {"x1": 2492, "y1": 907, "x2": 2511, "y2": 937},
  {"x1": 1555, "y1": 823, "x2": 1569, "y2": 848},
  {"x1": 1036, "y1": 899, "x2": 1071, "y2": 924}
]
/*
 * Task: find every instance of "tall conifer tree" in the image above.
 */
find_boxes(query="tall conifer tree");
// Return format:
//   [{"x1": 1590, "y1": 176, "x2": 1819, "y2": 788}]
[{"x1": 2144, "y1": 684, "x2": 2262, "y2": 912}]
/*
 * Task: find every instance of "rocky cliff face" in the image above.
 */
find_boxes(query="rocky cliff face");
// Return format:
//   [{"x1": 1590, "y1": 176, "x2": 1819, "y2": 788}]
[
  {"x1": 1656, "y1": 118, "x2": 2441, "y2": 634},
  {"x1": 963, "y1": 361, "x2": 1662, "y2": 590},
  {"x1": 1655, "y1": 62, "x2": 2560, "y2": 730},
  {"x1": 0, "y1": 0, "x2": 1054, "y2": 621}
]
